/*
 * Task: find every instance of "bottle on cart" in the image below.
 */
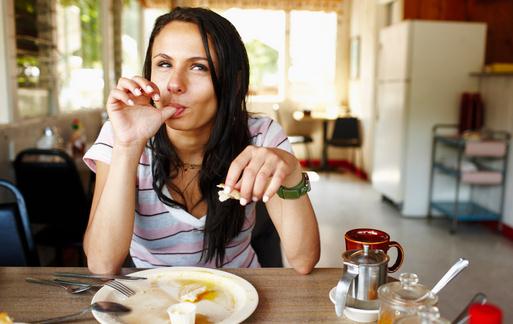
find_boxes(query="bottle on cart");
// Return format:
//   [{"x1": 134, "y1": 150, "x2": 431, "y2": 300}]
[
  {"x1": 68, "y1": 118, "x2": 86, "y2": 158},
  {"x1": 36, "y1": 126, "x2": 64, "y2": 150}
]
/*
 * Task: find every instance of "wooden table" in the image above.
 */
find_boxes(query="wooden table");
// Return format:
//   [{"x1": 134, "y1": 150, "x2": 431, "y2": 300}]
[
  {"x1": 0, "y1": 267, "x2": 360, "y2": 323},
  {"x1": 293, "y1": 111, "x2": 343, "y2": 171}
]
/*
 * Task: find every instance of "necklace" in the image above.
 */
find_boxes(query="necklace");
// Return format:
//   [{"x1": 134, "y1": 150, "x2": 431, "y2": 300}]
[
  {"x1": 182, "y1": 171, "x2": 200, "y2": 193},
  {"x1": 169, "y1": 168, "x2": 199, "y2": 195},
  {"x1": 183, "y1": 163, "x2": 202, "y2": 172}
]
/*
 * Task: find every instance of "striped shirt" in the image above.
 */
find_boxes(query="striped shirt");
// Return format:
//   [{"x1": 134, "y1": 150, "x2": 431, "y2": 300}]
[{"x1": 83, "y1": 116, "x2": 292, "y2": 268}]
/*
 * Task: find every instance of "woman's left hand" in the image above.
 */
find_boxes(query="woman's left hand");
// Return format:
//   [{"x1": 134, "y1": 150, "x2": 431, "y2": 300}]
[{"x1": 224, "y1": 146, "x2": 302, "y2": 205}]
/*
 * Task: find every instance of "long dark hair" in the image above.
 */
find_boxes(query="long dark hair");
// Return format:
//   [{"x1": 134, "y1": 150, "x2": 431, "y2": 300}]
[{"x1": 144, "y1": 7, "x2": 251, "y2": 267}]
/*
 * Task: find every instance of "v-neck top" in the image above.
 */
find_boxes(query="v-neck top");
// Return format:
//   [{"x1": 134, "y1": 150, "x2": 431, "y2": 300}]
[{"x1": 83, "y1": 116, "x2": 292, "y2": 268}]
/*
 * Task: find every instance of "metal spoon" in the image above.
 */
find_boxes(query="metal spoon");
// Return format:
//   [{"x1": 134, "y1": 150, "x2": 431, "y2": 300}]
[
  {"x1": 27, "y1": 301, "x2": 131, "y2": 324},
  {"x1": 413, "y1": 258, "x2": 470, "y2": 302},
  {"x1": 432, "y1": 258, "x2": 469, "y2": 295},
  {"x1": 26, "y1": 277, "x2": 92, "y2": 294}
]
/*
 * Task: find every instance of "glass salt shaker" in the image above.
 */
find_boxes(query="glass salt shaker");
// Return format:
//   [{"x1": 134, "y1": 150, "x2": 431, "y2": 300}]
[{"x1": 377, "y1": 273, "x2": 438, "y2": 324}]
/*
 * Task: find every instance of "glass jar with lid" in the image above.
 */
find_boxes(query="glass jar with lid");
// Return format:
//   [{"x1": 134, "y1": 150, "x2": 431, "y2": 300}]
[
  {"x1": 394, "y1": 306, "x2": 450, "y2": 324},
  {"x1": 377, "y1": 273, "x2": 438, "y2": 324}
]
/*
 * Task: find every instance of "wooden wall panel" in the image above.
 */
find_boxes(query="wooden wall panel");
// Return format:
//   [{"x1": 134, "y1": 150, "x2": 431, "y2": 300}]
[
  {"x1": 404, "y1": 0, "x2": 513, "y2": 63},
  {"x1": 404, "y1": 0, "x2": 466, "y2": 20}
]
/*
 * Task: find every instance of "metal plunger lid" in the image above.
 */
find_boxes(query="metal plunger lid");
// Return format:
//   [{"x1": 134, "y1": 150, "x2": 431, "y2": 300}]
[{"x1": 342, "y1": 244, "x2": 389, "y2": 266}]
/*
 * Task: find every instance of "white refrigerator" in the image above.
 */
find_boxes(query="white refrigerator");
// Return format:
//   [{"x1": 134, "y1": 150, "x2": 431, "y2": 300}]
[{"x1": 372, "y1": 20, "x2": 486, "y2": 217}]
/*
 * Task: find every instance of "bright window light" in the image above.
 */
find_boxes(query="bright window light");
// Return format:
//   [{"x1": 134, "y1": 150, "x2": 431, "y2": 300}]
[
  {"x1": 222, "y1": 9, "x2": 285, "y2": 97},
  {"x1": 289, "y1": 10, "x2": 337, "y2": 107}
]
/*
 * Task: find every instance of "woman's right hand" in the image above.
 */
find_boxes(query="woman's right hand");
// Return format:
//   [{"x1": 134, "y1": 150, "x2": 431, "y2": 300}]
[{"x1": 106, "y1": 76, "x2": 176, "y2": 148}]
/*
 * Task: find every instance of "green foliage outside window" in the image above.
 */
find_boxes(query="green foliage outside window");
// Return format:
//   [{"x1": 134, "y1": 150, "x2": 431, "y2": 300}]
[
  {"x1": 59, "y1": 0, "x2": 101, "y2": 68},
  {"x1": 245, "y1": 39, "x2": 278, "y2": 95},
  {"x1": 15, "y1": 0, "x2": 40, "y2": 87},
  {"x1": 15, "y1": 0, "x2": 103, "y2": 87}
]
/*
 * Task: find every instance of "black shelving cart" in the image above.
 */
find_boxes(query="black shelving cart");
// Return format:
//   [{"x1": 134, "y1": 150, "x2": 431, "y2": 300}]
[{"x1": 428, "y1": 124, "x2": 510, "y2": 233}]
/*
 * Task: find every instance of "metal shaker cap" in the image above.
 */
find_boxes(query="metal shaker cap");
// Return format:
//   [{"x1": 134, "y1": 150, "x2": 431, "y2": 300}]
[{"x1": 43, "y1": 126, "x2": 55, "y2": 136}]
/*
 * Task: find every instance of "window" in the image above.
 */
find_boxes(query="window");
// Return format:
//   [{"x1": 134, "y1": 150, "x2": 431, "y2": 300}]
[
  {"x1": 289, "y1": 10, "x2": 337, "y2": 106},
  {"x1": 222, "y1": 9, "x2": 285, "y2": 98},
  {"x1": 56, "y1": 0, "x2": 104, "y2": 112},
  {"x1": 15, "y1": 0, "x2": 54, "y2": 118},
  {"x1": 122, "y1": 0, "x2": 143, "y2": 77},
  {"x1": 13, "y1": 0, "x2": 104, "y2": 119},
  {"x1": 10, "y1": 3, "x2": 339, "y2": 121},
  {"x1": 221, "y1": 8, "x2": 337, "y2": 105}
]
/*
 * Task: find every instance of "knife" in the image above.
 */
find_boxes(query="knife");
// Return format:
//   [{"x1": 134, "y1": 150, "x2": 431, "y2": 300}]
[
  {"x1": 53, "y1": 278, "x2": 103, "y2": 287},
  {"x1": 53, "y1": 272, "x2": 146, "y2": 281}
]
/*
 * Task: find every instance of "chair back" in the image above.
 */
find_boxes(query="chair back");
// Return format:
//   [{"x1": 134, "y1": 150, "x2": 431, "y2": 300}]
[
  {"x1": 272, "y1": 104, "x2": 315, "y2": 137},
  {"x1": 271, "y1": 104, "x2": 284, "y2": 125},
  {"x1": 13, "y1": 148, "x2": 89, "y2": 234},
  {"x1": 250, "y1": 202, "x2": 283, "y2": 267},
  {"x1": 0, "y1": 179, "x2": 39, "y2": 266},
  {"x1": 329, "y1": 117, "x2": 362, "y2": 147}
]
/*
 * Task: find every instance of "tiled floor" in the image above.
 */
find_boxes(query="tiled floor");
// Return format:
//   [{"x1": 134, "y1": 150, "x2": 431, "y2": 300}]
[{"x1": 305, "y1": 172, "x2": 513, "y2": 322}]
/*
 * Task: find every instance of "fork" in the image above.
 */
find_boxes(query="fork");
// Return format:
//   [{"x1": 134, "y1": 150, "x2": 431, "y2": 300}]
[
  {"x1": 54, "y1": 278, "x2": 136, "y2": 297},
  {"x1": 106, "y1": 280, "x2": 136, "y2": 297}
]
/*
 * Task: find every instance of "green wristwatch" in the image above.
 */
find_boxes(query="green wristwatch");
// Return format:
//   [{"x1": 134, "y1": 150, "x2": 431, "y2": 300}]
[{"x1": 277, "y1": 172, "x2": 311, "y2": 199}]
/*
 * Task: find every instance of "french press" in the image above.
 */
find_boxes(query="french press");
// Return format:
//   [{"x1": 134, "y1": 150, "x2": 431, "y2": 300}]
[{"x1": 334, "y1": 244, "x2": 389, "y2": 317}]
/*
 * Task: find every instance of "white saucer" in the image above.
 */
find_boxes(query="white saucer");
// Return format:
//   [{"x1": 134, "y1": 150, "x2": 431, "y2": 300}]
[{"x1": 329, "y1": 287, "x2": 379, "y2": 323}]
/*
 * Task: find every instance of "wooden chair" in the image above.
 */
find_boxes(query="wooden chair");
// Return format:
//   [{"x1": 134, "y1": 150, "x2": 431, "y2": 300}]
[{"x1": 0, "y1": 179, "x2": 40, "y2": 266}]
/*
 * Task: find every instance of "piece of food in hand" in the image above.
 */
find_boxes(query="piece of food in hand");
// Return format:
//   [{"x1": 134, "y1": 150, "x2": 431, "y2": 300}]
[
  {"x1": 217, "y1": 184, "x2": 241, "y2": 202},
  {"x1": 0, "y1": 312, "x2": 13, "y2": 324}
]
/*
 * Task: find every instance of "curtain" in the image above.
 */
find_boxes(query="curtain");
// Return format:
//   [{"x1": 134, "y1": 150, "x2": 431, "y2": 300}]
[{"x1": 140, "y1": 0, "x2": 345, "y2": 12}]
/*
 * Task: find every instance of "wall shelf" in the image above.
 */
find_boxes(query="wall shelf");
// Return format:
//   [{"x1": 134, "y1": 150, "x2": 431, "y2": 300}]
[
  {"x1": 470, "y1": 72, "x2": 513, "y2": 77},
  {"x1": 431, "y1": 201, "x2": 501, "y2": 222}
]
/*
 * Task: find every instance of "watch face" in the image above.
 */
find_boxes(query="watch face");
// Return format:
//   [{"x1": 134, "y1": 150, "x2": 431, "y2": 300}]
[{"x1": 304, "y1": 173, "x2": 310, "y2": 187}]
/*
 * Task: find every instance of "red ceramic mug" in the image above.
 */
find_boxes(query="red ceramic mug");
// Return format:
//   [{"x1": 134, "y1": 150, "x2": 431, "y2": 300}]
[{"x1": 344, "y1": 228, "x2": 404, "y2": 273}]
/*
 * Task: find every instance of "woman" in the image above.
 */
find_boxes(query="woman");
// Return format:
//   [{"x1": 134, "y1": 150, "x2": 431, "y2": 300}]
[{"x1": 83, "y1": 7, "x2": 319, "y2": 275}]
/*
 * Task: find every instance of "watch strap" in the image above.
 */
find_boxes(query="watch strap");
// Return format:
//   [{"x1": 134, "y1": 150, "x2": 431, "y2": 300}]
[{"x1": 277, "y1": 172, "x2": 310, "y2": 199}]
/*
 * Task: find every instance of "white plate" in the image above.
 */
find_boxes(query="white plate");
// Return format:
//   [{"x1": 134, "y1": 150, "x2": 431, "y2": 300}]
[
  {"x1": 91, "y1": 267, "x2": 259, "y2": 324},
  {"x1": 328, "y1": 287, "x2": 379, "y2": 323}
]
